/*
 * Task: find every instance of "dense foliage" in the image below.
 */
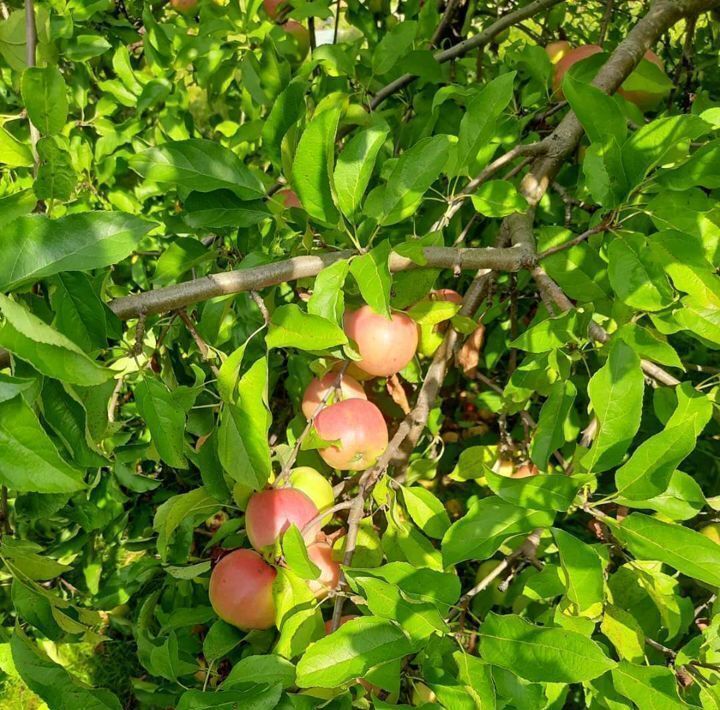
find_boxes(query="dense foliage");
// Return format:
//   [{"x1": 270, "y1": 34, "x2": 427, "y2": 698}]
[{"x1": 1, "y1": 0, "x2": 720, "y2": 707}]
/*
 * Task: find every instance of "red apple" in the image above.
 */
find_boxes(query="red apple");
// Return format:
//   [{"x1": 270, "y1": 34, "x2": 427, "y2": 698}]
[
  {"x1": 277, "y1": 188, "x2": 302, "y2": 209},
  {"x1": 246, "y1": 488, "x2": 318, "y2": 552},
  {"x1": 314, "y1": 399, "x2": 389, "y2": 471},
  {"x1": 307, "y1": 541, "x2": 341, "y2": 598},
  {"x1": 302, "y1": 370, "x2": 367, "y2": 420},
  {"x1": 343, "y1": 305, "x2": 419, "y2": 377},
  {"x1": 546, "y1": 40, "x2": 571, "y2": 64},
  {"x1": 170, "y1": 0, "x2": 197, "y2": 13},
  {"x1": 209, "y1": 549, "x2": 276, "y2": 630},
  {"x1": 263, "y1": 0, "x2": 288, "y2": 20},
  {"x1": 552, "y1": 44, "x2": 603, "y2": 96}
]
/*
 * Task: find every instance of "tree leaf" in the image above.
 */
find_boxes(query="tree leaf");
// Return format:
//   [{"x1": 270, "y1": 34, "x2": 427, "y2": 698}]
[
  {"x1": 583, "y1": 340, "x2": 644, "y2": 473},
  {"x1": 154, "y1": 488, "x2": 218, "y2": 559},
  {"x1": 612, "y1": 661, "x2": 686, "y2": 710},
  {"x1": 552, "y1": 528, "x2": 604, "y2": 616},
  {"x1": 0, "y1": 395, "x2": 85, "y2": 493},
  {"x1": 471, "y1": 180, "x2": 529, "y2": 218},
  {"x1": 530, "y1": 381, "x2": 577, "y2": 469},
  {"x1": 0, "y1": 125, "x2": 33, "y2": 167},
  {"x1": 349, "y1": 241, "x2": 392, "y2": 318},
  {"x1": 184, "y1": 190, "x2": 270, "y2": 229},
  {"x1": 296, "y1": 616, "x2": 415, "y2": 688},
  {"x1": 223, "y1": 654, "x2": 296, "y2": 690},
  {"x1": 659, "y1": 138, "x2": 720, "y2": 190},
  {"x1": 21, "y1": 66, "x2": 68, "y2": 135},
  {"x1": 291, "y1": 106, "x2": 341, "y2": 225},
  {"x1": 485, "y1": 469, "x2": 585, "y2": 513},
  {"x1": 334, "y1": 124, "x2": 388, "y2": 219},
  {"x1": 34, "y1": 137, "x2": 76, "y2": 201},
  {"x1": 130, "y1": 139, "x2": 265, "y2": 199},
  {"x1": 0, "y1": 211, "x2": 154, "y2": 291},
  {"x1": 615, "y1": 420, "x2": 697, "y2": 500},
  {"x1": 479, "y1": 612, "x2": 615, "y2": 683},
  {"x1": 614, "y1": 513, "x2": 720, "y2": 586},
  {"x1": 563, "y1": 73, "x2": 626, "y2": 148},
  {"x1": 442, "y1": 497, "x2": 554, "y2": 567},
  {"x1": 601, "y1": 606, "x2": 645, "y2": 663},
  {"x1": 134, "y1": 376, "x2": 188, "y2": 469},
  {"x1": 50, "y1": 272, "x2": 109, "y2": 352},
  {"x1": 282, "y1": 525, "x2": 320, "y2": 581},
  {"x1": 266, "y1": 304, "x2": 347, "y2": 351},
  {"x1": 0, "y1": 295, "x2": 111, "y2": 386},
  {"x1": 372, "y1": 21, "x2": 417, "y2": 75},
  {"x1": 307, "y1": 259, "x2": 349, "y2": 324},
  {"x1": 401, "y1": 486, "x2": 451, "y2": 539},
  {"x1": 262, "y1": 78, "x2": 306, "y2": 162}
]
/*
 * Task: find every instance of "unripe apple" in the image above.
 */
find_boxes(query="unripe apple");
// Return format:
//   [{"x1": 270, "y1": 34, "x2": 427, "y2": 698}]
[
  {"x1": 343, "y1": 305, "x2": 419, "y2": 377},
  {"x1": 314, "y1": 399, "x2": 389, "y2": 470},
  {"x1": 209, "y1": 549, "x2": 276, "y2": 630},
  {"x1": 263, "y1": 0, "x2": 288, "y2": 20},
  {"x1": 170, "y1": 0, "x2": 197, "y2": 13},
  {"x1": 245, "y1": 488, "x2": 318, "y2": 552},
  {"x1": 307, "y1": 541, "x2": 341, "y2": 598},
  {"x1": 282, "y1": 20, "x2": 310, "y2": 63},
  {"x1": 700, "y1": 523, "x2": 720, "y2": 544},
  {"x1": 417, "y1": 289, "x2": 463, "y2": 357},
  {"x1": 545, "y1": 40, "x2": 571, "y2": 64},
  {"x1": 552, "y1": 44, "x2": 603, "y2": 96},
  {"x1": 277, "y1": 187, "x2": 301, "y2": 209},
  {"x1": 301, "y1": 370, "x2": 367, "y2": 420},
  {"x1": 287, "y1": 467, "x2": 334, "y2": 525},
  {"x1": 618, "y1": 50, "x2": 668, "y2": 110}
]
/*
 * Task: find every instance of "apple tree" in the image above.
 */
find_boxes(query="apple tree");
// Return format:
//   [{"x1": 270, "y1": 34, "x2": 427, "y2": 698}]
[{"x1": 1, "y1": 0, "x2": 720, "y2": 707}]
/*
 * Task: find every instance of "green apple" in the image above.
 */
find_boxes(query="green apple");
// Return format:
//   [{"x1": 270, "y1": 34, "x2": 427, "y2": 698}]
[{"x1": 288, "y1": 467, "x2": 334, "y2": 524}]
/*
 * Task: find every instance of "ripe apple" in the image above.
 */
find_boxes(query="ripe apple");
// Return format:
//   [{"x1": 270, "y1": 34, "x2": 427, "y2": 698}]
[
  {"x1": 343, "y1": 305, "x2": 419, "y2": 377},
  {"x1": 301, "y1": 370, "x2": 366, "y2": 420},
  {"x1": 277, "y1": 187, "x2": 301, "y2": 209},
  {"x1": 262, "y1": 0, "x2": 288, "y2": 20},
  {"x1": 282, "y1": 20, "x2": 310, "y2": 63},
  {"x1": 552, "y1": 44, "x2": 603, "y2": 96},
  {"x1": 245, "y1": 488, "x2": 318, "y2": 551},
  {"x1": 209, "y1": 549, "x2": 276, "y2": 630},
  {"x1": 618, "y1": 49, "x2": 668, "y2": 110},
  {"x1": 287, "y1": 467, "x2": 334, "y2": 525},
  {"x1": 546, "y1": 40, "x2": 571, "y2": 64},
  {"x1": 314, "y1": 399, "x2": 389, "y2": 470},
  {"x1": 700, "y1": 523, "x2": 720, "y2": 544},
  {"x1": 417, "y1": 289, "x2": 463, "y2": 357},
  {"x1": 306, "y1": 541, "x2": 341, "y2": 598},
  {"x1": 170, "y1": 0, "x2": 197, "y2": 13}
]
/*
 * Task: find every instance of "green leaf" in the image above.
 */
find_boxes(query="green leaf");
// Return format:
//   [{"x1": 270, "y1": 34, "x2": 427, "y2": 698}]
[
  {"x1": 401, "y1": 486, "x2": 451, "y2": 539},
  {"x1": 0, "y1": 396, "x2": 85, "y2": 493},
  {"x1": 282, "y1": 524, "x2": 321, "y2": 580},
  {"x1": 154, "y1": 488, "x2": 218, "y2": 559},
  {"x1": 184, "y1": 191, "x2": 270, "y2": 229},
  {"x1": 349, "y1": 241, "x2": 392, "y2": 318},
  {"x1": 372, "y1": 21, "x2": 417, "y2": 75},
  {"x1": 608, "y1": 233, "x2": 674, "y2": 312},
  {"x1": 381, "y1": 134, "x2": 452, "y2": 225},
  {"x1": 552, "y1": 528, "x2": 604, "y2": 616},
  {"x1": 479, "y1": 612, "x2": 615, "y2": 683},
  {"x1": 11, "y1": 626, "x2": 122, "y2": 710},
  {"x1": 0, "y1": 295, "x2": 111, "y2": 386},
  {"x1": 307, "y1": 259, "x2": 349, "y2": 324},
  {"x1": 453, "y1": 72, "x2": 516, "y2": 177},
  {"x1": 21, "y1": 67, "x2": 68, "y2": 135},
  {"x1": 563, "y1": 73, "x2": 626, "y2": 148},
  {"x1": 134, "y1": 376, "x2": 188, "y2": 469},
  {"x1": 612, "y1": 661, "x2": 686, "y2": 710},
  {"x1": 262, "y1": 78, "x2": 306, "y2": 162},
  {"x1": 485, "y1": 469, "x2": 584, "y2": 513},
  {"x1": 666, "y1": 381, "x2": 713, "y2": 436},
  {"x1": 217, "y1": 358, "x2": 272, "y2": 490},
  {"x1": 334, "y1": 124, "x2": 388, "y2": 219},
  {"x1": 291, "y1": 106, "x2": 341, "y2": 225},
  {"x1": 130, "y1": 139, "x2": 265, "y2": 200},
  {"x1": 0, "y1": 372, "x2": 34, "y2": 404},
  {"x1": 202, "y1": 620, "x2": 244, "y2": 663},
  {"x1": 614, "y1": 420, "x2": 697, "y2": 501},
  {"x1": 530, "y1": 381, "x2": 577, "y2": 469},
  {"x1": 600, "y1": 606, "x2": 645, "y2": 663},
  {"x1": 510, "y1": 310, "x2": 580, "y2": 353},
  {"x1": 614, "y1": 513, "x2": 720, "y2": 586},
  {"x1": 176, "y1": 685, "x2": 283, "y2": 710},
  {"x1": 34, "y1": 137, "x2": 76, "y2": 201},
  {"x1": 51, "y1": 272, "x2": 109, "y2": 352},
  {"x1": 0, "y1": 125, "x2": 33, "y2": 167},
  {"x1": 618, "y1": 469, "x2": 704, "y2": 521},
  {"x1": 675, "y1": 296, "x2": 720, "y2": 347},
  {"x1": 659, "y1": 138, "x2": 720, "y2": 190},
  {"x1": 616, "y1": 323, "x2": 684, "y2": 371},
  {"x1": 350, "y1": 576, "x2": 448, "y2": 642},
  {"x1": 471, "y1": 180, "x2": 529, "y2": 218},
  {"x1": 442, "y1": 497, "x2": 554, "y2": 567},
  {"x1": 223, "y1": 654, "x2": 296, "y2": 690},
  {"x1": 583, "y1": 340, "x2": 644, "y2": 473},
  {"x1": 296, "y1": 616, "x2": 415, "y2": 688},
  {"x1": 266, "y1": 304, "x2": 348, "y2": 351},
  {"x1": 0, "y1": 211, "x2": 154, "y2": 292}
]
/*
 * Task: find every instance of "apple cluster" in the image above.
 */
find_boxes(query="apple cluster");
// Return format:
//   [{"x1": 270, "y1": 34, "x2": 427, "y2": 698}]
[{"x1": 208, "y1": 296, "x2": 461, "y2": 630}]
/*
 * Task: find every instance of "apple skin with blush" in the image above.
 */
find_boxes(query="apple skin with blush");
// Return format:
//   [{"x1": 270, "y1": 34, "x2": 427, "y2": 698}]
[
  {"x1": 301, "y1": 370, "x2": 366, "y2": 420},
  {"x1": 245, "y1": 488, "x2": 318, "y2": 552}
]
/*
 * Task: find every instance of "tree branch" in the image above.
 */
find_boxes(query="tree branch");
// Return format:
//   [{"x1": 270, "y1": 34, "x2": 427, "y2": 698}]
[{"x1": 24, "y1": 0, "x2": 40, "y2": 172}]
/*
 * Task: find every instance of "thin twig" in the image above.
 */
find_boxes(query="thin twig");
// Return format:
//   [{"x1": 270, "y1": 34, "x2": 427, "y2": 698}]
[
  {"x1": 24, "y1": 0, "x2": 40, "y2": 173},
  {"x1": 430, "y1": 0, "x2": 461, "y2": 47},
  {"x1": 598, "y1": 0, "x2": 614, "y2": 45},
  {"x1": 536, "y1": 222, "x2": 609, "y2": 259},
  {"x1": 301, "y1": 500, "x2": 355, "y2": 538}
]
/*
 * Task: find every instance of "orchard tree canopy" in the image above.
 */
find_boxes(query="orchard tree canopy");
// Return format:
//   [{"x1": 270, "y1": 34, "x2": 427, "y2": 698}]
[{"x1": 2, "y1": 0, "x2": 720, "y2": 707}]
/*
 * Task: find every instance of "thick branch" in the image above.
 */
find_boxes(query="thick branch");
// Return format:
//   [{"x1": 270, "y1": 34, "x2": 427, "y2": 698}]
[
  {"x1": 369, "y1": 0, "x2": 565, "y2": 110},
  {"x1": 108, "y1": 246, "x2": 531, "y2": 320}
]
